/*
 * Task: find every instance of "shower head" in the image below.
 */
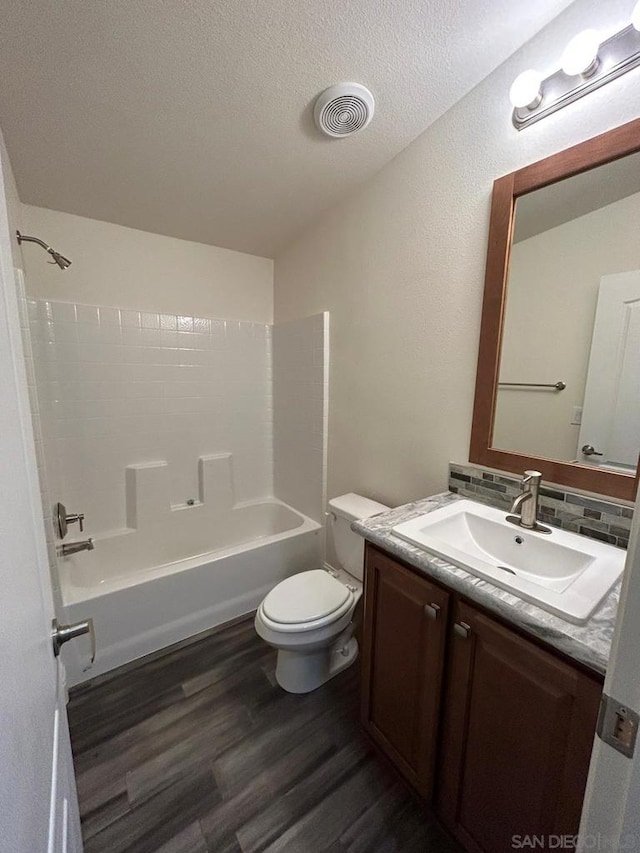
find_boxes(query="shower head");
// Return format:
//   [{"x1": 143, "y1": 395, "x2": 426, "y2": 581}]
[
  {"x1": 48, "y1": 248, "x2": 72, "y2": 270},
  {"x1": 16, "y1": 231, "x2": 72, "y2": 270}
]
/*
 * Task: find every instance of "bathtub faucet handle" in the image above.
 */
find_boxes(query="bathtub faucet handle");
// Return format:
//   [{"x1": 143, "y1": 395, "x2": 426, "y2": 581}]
[
  {"x1": 68, "y1": 512, "x2": 84, "y2": 532},
  {"x1": 55, "y1": 501, "x2": 85, "y2": 538}
]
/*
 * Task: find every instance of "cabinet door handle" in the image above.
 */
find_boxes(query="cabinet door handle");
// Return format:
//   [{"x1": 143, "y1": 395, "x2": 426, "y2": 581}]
[
  {"x1": 454, "y1": 621, "x2": 471, "y2": 639},
  {"x1": 424, "y1": 603, "x2": 441, "y2": 621}
]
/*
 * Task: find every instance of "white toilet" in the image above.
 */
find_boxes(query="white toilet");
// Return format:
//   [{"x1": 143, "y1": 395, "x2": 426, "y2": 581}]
[{"x1": 255, "y1": 493, "x2": 389, "y2": 693}]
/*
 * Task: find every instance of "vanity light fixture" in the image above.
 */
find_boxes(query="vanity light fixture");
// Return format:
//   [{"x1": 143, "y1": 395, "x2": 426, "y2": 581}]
[
  {"x1": 561, "y1": 30, "x2": 601, "y2": 77},
  {"x1": 509, "y1": 70, "x2": 543, "y2": 110},
  {"x1": 511, "y1": 13, "x2": 640, "y2": 130}
]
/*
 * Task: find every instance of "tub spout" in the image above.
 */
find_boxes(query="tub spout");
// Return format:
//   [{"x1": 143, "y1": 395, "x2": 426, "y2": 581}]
[{"x1": 58, "y1": 538, "x2": 94, "y2": 557}]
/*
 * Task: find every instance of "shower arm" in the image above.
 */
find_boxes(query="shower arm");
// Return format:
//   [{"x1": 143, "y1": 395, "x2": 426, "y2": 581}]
[
  {"x1": 16, "y1": 231, "x2": 72, "y2": 269},
  {"x1": 16, "y1": 231, "x2": 51, "y2": 252}
]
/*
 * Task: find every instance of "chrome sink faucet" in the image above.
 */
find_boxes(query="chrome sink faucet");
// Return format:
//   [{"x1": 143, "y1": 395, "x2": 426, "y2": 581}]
[{"x1": 507, "y1": 470, "x2": 551, "y2": 533}]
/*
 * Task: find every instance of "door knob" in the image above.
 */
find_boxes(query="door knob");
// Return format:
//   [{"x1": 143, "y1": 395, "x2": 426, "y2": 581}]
[
  {"x1": 52, "y1": 618, "x2": 95, "y2": 664},
  {"x1": 581, "y1": 444, "x2": 603, "y2": 457}
]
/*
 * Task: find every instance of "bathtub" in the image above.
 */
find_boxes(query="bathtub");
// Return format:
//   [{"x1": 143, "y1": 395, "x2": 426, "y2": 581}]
[{"x1": 60, "y1": 499, "x2": 322, "y2": 685}]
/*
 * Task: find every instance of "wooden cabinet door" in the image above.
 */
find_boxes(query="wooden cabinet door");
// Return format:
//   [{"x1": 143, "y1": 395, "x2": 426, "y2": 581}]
[
  {"x1": 361, "y1": 545, "x2": 450, "y2": 800},
  {"x1": 438, "y1": 600, "x2": 602, "y2": 853}
]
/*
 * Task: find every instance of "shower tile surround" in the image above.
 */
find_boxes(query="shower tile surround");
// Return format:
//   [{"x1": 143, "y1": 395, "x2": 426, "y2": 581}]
[
  {"x1": 29, "y1": 300, "x2": 326, "y2": 543},
  {"x1": 449, "y1": 462, "x2": 633, "y2": 549}
]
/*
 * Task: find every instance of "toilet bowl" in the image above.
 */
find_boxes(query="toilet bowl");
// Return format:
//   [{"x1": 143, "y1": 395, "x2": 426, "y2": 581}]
[{"x1": 254, "y1": 493, "x2": 389, "y2": 693}]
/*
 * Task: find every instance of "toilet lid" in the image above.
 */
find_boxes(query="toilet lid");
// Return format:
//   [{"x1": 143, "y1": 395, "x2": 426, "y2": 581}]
[{"x1": 262, "y1": 570, "x2": 351, "y2": 625}]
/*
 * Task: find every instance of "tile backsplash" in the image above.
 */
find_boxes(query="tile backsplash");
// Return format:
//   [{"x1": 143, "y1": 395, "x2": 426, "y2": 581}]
[{"x1": 449, "y1": 462, "x2": 633, "y2": 549}]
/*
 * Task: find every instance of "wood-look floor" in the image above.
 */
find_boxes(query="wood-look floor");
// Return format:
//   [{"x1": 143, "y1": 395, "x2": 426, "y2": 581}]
[{"x1": 68, "y1": 616, "x2": 461, "y2": 853}]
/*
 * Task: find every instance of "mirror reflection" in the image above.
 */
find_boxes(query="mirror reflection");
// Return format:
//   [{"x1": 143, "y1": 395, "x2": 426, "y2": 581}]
[{"x1": 493, "y1": 151, "x2": 640, "y2": 474}]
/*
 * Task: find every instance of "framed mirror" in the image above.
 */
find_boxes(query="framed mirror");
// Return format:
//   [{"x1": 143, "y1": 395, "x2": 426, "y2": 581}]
[{"x1": 470, "y1": 117, "x2": 640, "y2": 501}]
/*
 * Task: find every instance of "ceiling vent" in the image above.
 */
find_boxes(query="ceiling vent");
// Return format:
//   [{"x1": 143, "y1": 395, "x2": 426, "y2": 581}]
[{"x1": 313, "y1": 83, "x2": 375, "y2": 138}]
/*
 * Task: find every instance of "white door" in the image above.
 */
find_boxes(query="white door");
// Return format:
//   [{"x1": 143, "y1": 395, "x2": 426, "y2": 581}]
[
  {"x1": 578, "y1": 271, "x2": 640, "y2": 472},
  {"x1": 0, "y1": 178, "x2": 82, "y2": 846},
  {"x1": 578, "y1": 488, "x2": 640, "y2": 850}
]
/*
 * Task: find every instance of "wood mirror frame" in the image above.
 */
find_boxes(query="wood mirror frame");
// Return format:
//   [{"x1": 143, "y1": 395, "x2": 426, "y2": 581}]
[{"x1": 470, "y1": 117, "x2": 640, "y2": 502}]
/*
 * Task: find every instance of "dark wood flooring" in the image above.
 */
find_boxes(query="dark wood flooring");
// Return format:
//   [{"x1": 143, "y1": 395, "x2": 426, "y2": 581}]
[{"x1": 68, "y1": 616, "x2": 461, "y2": 853}]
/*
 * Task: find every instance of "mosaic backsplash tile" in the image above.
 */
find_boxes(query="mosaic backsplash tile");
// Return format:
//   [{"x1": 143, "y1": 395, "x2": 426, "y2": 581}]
[{"x1": 449, "y1": 462, "x2": 633, "y2": 549}]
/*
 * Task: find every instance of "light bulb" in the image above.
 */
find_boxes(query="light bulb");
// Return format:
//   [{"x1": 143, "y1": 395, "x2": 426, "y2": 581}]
[
  {"x1": 509, "y1": 70, "x2": 543, "y2": 110},
  {"x1": 561, "y1": 29, "x2": 601, "y2": 77},
  {"x1": 632, "y1": 1, "x2": 640, "y2": 30}
]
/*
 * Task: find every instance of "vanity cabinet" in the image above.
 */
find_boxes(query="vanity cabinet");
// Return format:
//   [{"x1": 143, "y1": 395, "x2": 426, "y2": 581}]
[
  {"x1": 360, "y1": 546, "x2": 450, "y2": 799},
  {"x1": 438, "y1": 599, "x2": 602, "y2": 853},
  {"x1": 361, "y1": 544, "x2": 603, "y2": 853}
]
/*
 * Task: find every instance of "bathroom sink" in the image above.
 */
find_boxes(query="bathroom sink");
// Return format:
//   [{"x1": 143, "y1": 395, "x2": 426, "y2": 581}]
[{"x1": 391, "y1": 500, "x2": 625, "y2": 624}]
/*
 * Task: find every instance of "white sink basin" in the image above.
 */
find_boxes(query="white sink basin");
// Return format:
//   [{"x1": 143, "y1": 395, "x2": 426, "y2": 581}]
[{"x1": 391, "y1": 500, "x2": 625, "y2": 624}]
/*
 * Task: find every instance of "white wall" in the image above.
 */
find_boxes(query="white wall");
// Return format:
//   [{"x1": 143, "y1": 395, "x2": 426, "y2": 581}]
[
  {"x1": 1, "y1": 133, "x2": 25, "y2": 271},
  {"x1": 494, "y1": 190, "x2": 640, "y2": 460},
  {"x1": 273, "y1": 313, "x2": 328, "y2": 523},
  {"x1": 22, "y1": 205, "x2": 274, "y2": 323},
  {"x1": 274, "y1": 0, "x2": 640, "y2": 509}
]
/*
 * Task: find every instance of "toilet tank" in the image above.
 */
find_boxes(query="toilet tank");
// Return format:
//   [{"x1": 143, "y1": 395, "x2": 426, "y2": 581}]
[{"x1": 328, "y1": 493, "x2": 389, "y2": 581}]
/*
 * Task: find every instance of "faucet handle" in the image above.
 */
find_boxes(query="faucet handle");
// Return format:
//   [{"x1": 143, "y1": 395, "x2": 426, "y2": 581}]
[
  {"x1": 55, "y1": 502, "x2": 85, "y2": 538},
  {"x1": 522, "y1": 470, "x2": 542, "y2": 485},
  {"x1": 67, "y1": 512, "x2": 84, "y2": 532}
]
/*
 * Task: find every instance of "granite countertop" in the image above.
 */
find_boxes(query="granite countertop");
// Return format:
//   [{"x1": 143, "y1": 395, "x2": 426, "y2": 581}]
[{"x1": 352, "y1": 492, "x2": 620, "y2": 676}]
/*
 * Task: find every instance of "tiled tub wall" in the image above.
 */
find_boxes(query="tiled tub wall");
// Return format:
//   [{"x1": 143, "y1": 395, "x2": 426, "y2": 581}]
[
  {"x1": 30, "y1": 301, "x2": 273, "y2": 536},
  {"x1": 449, "y1": 463, "x2": 633, "y2": 549}
]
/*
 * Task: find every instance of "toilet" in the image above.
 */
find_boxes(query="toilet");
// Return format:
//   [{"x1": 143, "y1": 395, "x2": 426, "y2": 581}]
[{"x1": 255, "y1": 493, "x2": 389, "y2": 693}]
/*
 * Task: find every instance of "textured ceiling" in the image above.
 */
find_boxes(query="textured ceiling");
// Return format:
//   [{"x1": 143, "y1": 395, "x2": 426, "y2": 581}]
[{"x1": 0, "y1": 0, "x2": 574, "y2": 258}]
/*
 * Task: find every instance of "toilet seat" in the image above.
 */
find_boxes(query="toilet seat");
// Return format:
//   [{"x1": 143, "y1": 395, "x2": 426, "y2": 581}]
[{"x1": 259, "y1": 570, "x2": 355, "y2": 633}]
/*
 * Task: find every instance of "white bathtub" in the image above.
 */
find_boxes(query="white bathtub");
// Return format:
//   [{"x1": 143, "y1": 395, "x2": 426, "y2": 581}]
[{"x1": 60, "y1": 499, "x2": 322, "y2": 685}]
